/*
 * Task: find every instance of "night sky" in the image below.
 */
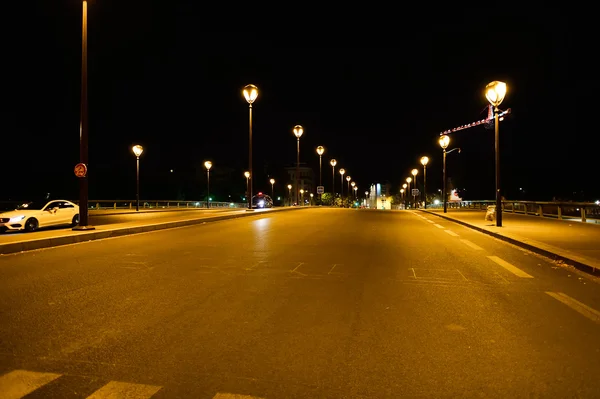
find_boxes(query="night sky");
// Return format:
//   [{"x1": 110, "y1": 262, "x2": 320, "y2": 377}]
[{"x1": 3, "y1": 4, "x2": 584, "y2": 203}]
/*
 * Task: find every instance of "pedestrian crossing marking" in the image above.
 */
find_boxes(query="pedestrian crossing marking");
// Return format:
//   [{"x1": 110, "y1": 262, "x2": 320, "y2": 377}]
[
  {"x1": 85, "y1": 380, "x2": 162, "y2": 398},
  {"x1": 0, "y1": 369, "x2": 62, "y2": 399}
]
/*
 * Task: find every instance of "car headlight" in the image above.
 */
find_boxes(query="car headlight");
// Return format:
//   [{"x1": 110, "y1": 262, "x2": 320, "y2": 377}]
[{"x1": 9, "y1": 215, "x2": 26, "y2": 223}]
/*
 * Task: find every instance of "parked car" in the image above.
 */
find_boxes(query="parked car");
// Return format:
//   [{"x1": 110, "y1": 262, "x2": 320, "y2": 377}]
[{"x1": 0, "y1": 200, "x2": 80, "y2": 233}]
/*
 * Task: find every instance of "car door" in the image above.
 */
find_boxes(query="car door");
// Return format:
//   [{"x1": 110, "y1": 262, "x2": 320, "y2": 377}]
[
  {"x1": 40, "y1": 201, "x2": 62, "y2": 227},
  {"x1": 58, "y1": 201, "x2": 76, "y2": 225}
]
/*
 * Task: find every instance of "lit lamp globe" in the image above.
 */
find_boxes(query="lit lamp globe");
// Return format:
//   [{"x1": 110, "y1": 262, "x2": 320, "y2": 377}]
[
  {"x1": 420, "y1": 156, "x2": 429, "y2": 166},
  {"x1": 316, "y1": 146, "x2": 325, "y2": 156},
  {"x1": 485, "y1": 81, "x2": 507, "y2": 107},
  {"x1": 243, "y1": 84, "x2": 258, "y2": 104},
  {"x1": 287, "y1": 184, "x2": 292, "y2": 190},
  {"x1": 293, "y1": 125, "x2": 304, "y2": 138},
  {"x1": 270, "y1": 178, "x2": 275, "y2": 185},
  {"x1": 411, "y1": 169, "x2": 418, "y2": 178},
  {"x1": 204, "y1": 161, "x2": 212, "y2": 170},
  {"x1": 132, "y1": 145, "x2": 143, "y2": 157},
  {"x1": 439, "y1": 135, "x2": 450, "y2": 150},
  {"x1": 351, "y1": 181, "x2": 356, "y2": 188},
  {"x1": 339, "y1": 168, "x2": 345, "y2": 176},
  {"x1": 244, "y1": 171, "x2": 250, "y2": 178},
  {"x1": 330, "y1": 159, "x2": 337, "y2": 167},
  {"x1": 346, "y1": 175, "x2": 351, "y2": 182},
  {"x1": 406, "y1": 177, "x2": 412, "y2": 184}
]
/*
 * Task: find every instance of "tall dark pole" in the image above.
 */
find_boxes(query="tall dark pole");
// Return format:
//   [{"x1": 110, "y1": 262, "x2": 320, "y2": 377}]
[
  {"x1": 332, "y1": 166, "x2": 335, "y2": 201},
  {"x1": 423, "y1": 165, "x2": 427, "y2": 209},
  {"x1": 340, "y1": 174, "x2": 344, "y2": 204},
  {"x1": 248, "y1": 104, "x2": 253, "y2": 210},
  {"x1": 136, "y1": 156, "x2": 140, "y2": 211},
  {"x1": 206, "y1": 169, "x2": 210, "y2": 208},
  {"x1": 494, "y1": 107, "x2": 502, "y2": 227},
  {"x1": 296, "y1": 138, "x2": 300, "y2": 206},
  {"x1": 319, "y1": 155, "x2": 322, "y2": 205},
  {"x1": 75, "y1": 0, "x2": 93, "y2": 230},
  {"x1": 443, "y1": 150, "x2": 447, "y2": 213}
]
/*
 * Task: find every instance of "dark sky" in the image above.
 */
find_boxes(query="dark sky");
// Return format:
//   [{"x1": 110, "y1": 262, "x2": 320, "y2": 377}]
[{"x1": 3, "y1": 4, "x2": 585, "y2": 203}]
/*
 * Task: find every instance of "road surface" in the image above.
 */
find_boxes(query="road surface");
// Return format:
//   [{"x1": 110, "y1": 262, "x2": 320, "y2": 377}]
[{"x1": 1, "y1": 209, "x2": 599, "y2": 398}]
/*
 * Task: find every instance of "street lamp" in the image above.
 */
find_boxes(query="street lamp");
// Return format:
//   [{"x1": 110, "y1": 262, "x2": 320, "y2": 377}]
[
  {"x1": 293, "y1": 125, "x2": 304, "y2": 207},
  {"x1": 420, "y1": 156, "x2": 429, "y2": 208},
  {"x1": 132, "y1": 145, "x2": 144, "y2": 212},
  {"x1": 287, "y1": 184, "x2": 292, "y2": 206},
  {"x1": 310, "y1": 192, "x2": 314, "y2": 206},
  {"x1": 299, "y1": 188, "x2": 305, "y2": 206},
  {"x1": 339, "y1": 168, "x2": 345, "y2": 204},
  {"x1": 351, "y1": 181, "x2": 356, "y2": 199},
  {"x1": 244, "y1": 171, "x2": 250, "y2": 202},
  {"x1": 269, "y1": 178, "x2": 275, "y2": 200},
  {"x1": 74, "y1": 0, "x2": 94, "y2": 230},
  {"x1": 406, "y1": 176, "x2": 412, "y2": 208},
  {"x1": 486, "y1": 80, "x2": 507, "y2": 227},
  {"x1": 346, "y1": 175, "x2": 352, "y2": 204},
  {"x1": 243, "y1": 84, "x2": 258, "y2": 211},
  {"x1": 353, "y1": 185, "x2": 358, "y2": 200},
  {"x1": 316, "y1": 146, "x2": 325, "y2": 204},
  {"x1": 330, "y1": 159, "x2": 337, "y2": 200},
  {"x1": 204, "y1": 161, "x2": 212, "y2": 208},
  {"x1": 411, "y1": 169, "x2": 418, "y2": 208}
]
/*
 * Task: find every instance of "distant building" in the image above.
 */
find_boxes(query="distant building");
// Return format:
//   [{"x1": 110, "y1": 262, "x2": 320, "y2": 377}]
[
  {"x1": 367, "y1": 182, "x2": 391, "y2": 209},
  {"x1": 285, "y1": 163, "x2": 315, "y2": 204}
]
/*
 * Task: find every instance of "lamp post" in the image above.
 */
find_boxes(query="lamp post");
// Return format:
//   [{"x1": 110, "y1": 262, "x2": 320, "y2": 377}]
[
  {"x1": 351, "y1": 181, "x2": 356, "y2": 199},
  {"x1": 310, "y1": 192, "x2": 314, "y2": 206},
  {"x1": 270, "y1": 178, "x2": 275, "y2": 201},
  {"x1": 439, "y1": 134, "x2": 461, "y2": 213},
  {"x1": 406, "y1": 177, "x2": 412, "y2": 208},
  {"x1": 420, "y1": 156, "x2": 429, "y2": 209},
  {"x1": 132, "y1": 145, "x2": 143, "y2": 212},
  {"x1": 485, "y1": 80, "x2": 508, "y2": 227},
  {"x1": 330, "y1": 159, "x2": 337, "y2": 201},
  {"x1": 74, "y1": 0, "x2": 93, "y2": 230},
  {"x1": 204, "y1": 161, "x2": 212, "y2": 208},
  {"x1": 299, "y1": 189, "x2": 304, "y2": 206},
  {"x1": 402, "y1": 183, "x2": 407, "y2": 208},
  {"x1": 293, "y1": 125, "x2": 304, "y2": 206},
  {"x1": 244, "y1": 171, "x2": 250, "y2": 203},
  {"x1": 365, "y1": 190, "x2": 369, "y2": 207},
  {"x1": 353, "y1": 185, "x2": 357, "y2": 200},
  {"x1": 346, "y1": 175, "x2": 351, "y2": 205},
  {"x1": 411, "y1": 169, "x2": 418, "y2": 208},
  {"x1": 316, "y1": 146, "x2": 325, "y2": 204},
  {"x1": 287, "y1": 184, "x2": 292, "y2": 206},
  {"x1": 243, "y1": 84, "x2": 258, "y2": 211},
  {"x1": 339, "y1": 168, "x2": 345, "y2": 205}
]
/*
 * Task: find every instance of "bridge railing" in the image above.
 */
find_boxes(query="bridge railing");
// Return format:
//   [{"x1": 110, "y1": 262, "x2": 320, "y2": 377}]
[
  {"x1": 427, "y1": 200, "x2": 600, "y2": 223},
  {"x1": 86, "y1": 200, "x2": 247, "y2": 210}
]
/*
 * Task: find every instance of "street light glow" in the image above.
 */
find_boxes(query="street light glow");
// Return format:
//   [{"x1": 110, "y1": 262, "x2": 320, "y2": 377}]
[
  {"x1": 132, "y1": 145, "x2": 143, "y2": 157},
  {"x1": 411, "y1": 169, "x2": 418, "y2": 177},
  {"x1": 316, "y1": 146, "x2": 325, "y2": 156},
  {"x1": 485, "y1": 81, "x2": 507, "y2": 107},
  {"x1": 330, "y1": 159, "x2": 337, "y2": 167},
  {"x1": 243, "y1": 84, "x2": 258, "y2": 104},
  {"x1": 420, "y1": 156, "x2": 429, "y2": 166},
  {"x1": 204, "y1": 161, "x2": 212, "y2": 170},
  {"x1": 439, "y1": 135, "x2": 450, "y2": 149},
  {"x1": 293, "y1": 125, "x2": 304, "y2": 138},
  {"x1": 244, "y1": 171, "x2": 250, "y2": 178}
]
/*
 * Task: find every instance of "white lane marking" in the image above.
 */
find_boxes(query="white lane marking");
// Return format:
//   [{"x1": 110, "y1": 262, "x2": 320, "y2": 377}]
[
  {"x1": 546, "y1": 292, "x2": 600, "y2": 324},
  {"x1": 0, "y1": 370, "x2": 62, "y2": 399},
  {"x1": 426, "y1": 220, "x2": 435, "y2": 223},
  {"x1": 328, "y1": 264, "x2": 337, "y2": 274},
  {"x1": 433, "y1": 224, "x2": 445, "y2": 229},
  {"x1": 86, "y1": 381, "x2": 162, "y2": 398},
  {"x1": 444, "y1": 230, "x2": 459, "y2": 237},
  {"x1": 213, "y1": 394, "x2": 265, "y2": 399},
  {"x1": 487, "y1": 255, "x2": 534, "y2": 278},
  {"x1": 460, "y1": 239, "x2": 483, "y2": 251}
]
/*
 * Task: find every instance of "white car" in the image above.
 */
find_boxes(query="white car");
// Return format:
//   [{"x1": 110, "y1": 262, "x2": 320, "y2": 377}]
[{"x1": 0, "y1": 200, "x2": 80, "y2": 233}]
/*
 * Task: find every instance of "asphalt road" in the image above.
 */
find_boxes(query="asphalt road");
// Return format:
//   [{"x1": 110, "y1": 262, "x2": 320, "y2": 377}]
[{"x1": 1, "y1": 209, "x2": 599, "y2": 398}]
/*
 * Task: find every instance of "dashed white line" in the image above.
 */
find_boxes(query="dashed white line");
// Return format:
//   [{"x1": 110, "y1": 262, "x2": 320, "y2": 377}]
[
  {"x1": 487, "y1": 255, "x2": 534, "y2": 278},
  {"x1": 545, "y1": 292, "x2": 600, "y2": 324},
  {"x1": 444, "y1": 230, "x2": 459, "y2": 237},
  {"x1": 213, "y1": 394, "x2": 265, "y2": 399},
  {"x1": 460, "y1": 239, "x2": 483, "y2": 250},
  {"x1": 433, "y1": 224, "x2": 445, "y2": 229},
  {"x1": 87, "y1": 381, "x2": 162, "y2": 399},
  {"x1": 426, "y1": 220, "x2": 435, "y2": 223}
]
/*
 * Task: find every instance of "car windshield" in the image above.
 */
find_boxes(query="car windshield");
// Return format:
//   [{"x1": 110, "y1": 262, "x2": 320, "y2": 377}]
[{"x1": 16, "y1": 201, "x2": 47, "y2": 210}]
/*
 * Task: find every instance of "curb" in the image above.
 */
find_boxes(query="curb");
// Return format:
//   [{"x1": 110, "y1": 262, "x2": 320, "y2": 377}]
[
  {"x1": 1, "y1": 207, "x2": 307, "y2": 256},
  {"x1": 89, "y1": 208, "x2": 240, "y2": 216},
  {"x1": 420, "y1": 210, "x2": 600, "y2": 277}
]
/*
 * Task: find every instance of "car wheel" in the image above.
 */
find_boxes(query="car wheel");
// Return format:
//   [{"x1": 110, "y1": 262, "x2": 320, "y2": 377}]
[
  {"x1": 24, "y1": 218, "x2": 38, "y2": 232},
  {"x1": 71, "y1": 214, "x2": 80, "y2": 227}
]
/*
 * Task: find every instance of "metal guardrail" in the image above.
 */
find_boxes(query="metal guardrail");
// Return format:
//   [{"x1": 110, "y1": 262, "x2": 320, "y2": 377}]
[
  {"x1": 426, "y1": 200, "x2": 600, "y2": 223},
  {"x1": 87, "y1": 200, "x2": 247, "y2": 210}
]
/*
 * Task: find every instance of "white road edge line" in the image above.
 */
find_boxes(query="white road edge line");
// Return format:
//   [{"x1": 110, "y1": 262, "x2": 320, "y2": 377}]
[
  {"x1": 0, "y1": 370, "x2": 62, "y2": 399},
  {"x1": 213, "y1": 393, "x2": 265, "y2": 399},
  {"x1": 460, "y1": 239, "x2": 483, "y2": 251},
  {"x1": 426, "y1": 220, "x2": 435, "y2": 223},
  {"x1": 444, "y1": 230, "x2": 459, "y2": 237},
  {"x1": 487, "y1": 255, "x2": 534, "y2": 278},
  {"x1": 433, "y1": 224, "x2": 445, "y2": 229},
  {"x1": 546, "y1": 292, "x2": 600, "y2": 324}
]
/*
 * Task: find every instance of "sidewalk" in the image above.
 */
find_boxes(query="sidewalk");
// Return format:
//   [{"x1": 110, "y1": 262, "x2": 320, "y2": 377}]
[
  {"x1": 421, "y1": 209, "x2": 600, "y2": 275},
  {"x1": 0, "y1": 207, "x2": 304, "y2": 255}
]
